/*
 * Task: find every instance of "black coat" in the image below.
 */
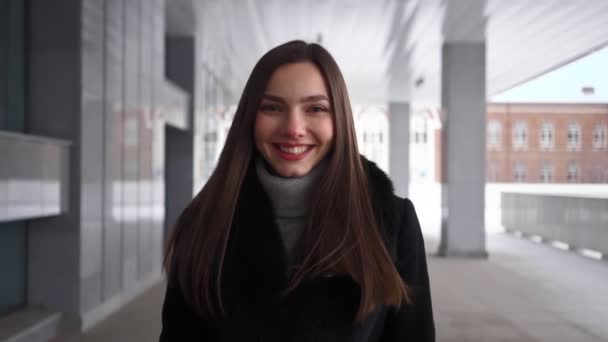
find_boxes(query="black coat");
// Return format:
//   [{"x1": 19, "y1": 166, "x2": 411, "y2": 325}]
[{"x1": 160, "y1": 158, "x2": 435, "y2": 341}]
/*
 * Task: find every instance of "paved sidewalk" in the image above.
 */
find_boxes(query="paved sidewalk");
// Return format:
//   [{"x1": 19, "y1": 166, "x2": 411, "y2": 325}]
[
  {"x1": 52, "y1": 232, "x2": 608, "y2": 342},
  {"x1": 50, "y1": 281, "x2": 165, "y2": 342},
  {"x1": 428, "y1": 234, "x2": 608, "y2": 342}
]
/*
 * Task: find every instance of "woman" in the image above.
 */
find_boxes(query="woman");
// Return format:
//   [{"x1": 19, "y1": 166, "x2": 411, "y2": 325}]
[{"x1": 160, "y1": 40, "x2": 435, "y2": 341}]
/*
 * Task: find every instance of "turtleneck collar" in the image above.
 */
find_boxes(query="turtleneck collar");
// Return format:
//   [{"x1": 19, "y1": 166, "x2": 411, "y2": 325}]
[{"x1": 255, "y1": 156, "x2": 328, "y2": 218}]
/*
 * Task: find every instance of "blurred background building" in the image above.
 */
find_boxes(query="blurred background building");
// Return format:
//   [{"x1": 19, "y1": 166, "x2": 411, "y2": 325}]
[
  {"x1": 1, "y1": 0, "x2": 607, "y2": 341},
  {"x1": 486, "y1": 103, "x2": 608, "y2": 183},
  {"x1": 378, "y1": 102, "x2": 608, "y2": 184}
]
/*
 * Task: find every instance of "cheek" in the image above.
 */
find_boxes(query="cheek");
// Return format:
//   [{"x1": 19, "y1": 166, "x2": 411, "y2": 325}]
[
  {"x1": 253, "y1": 115, "x2": 268, "y2": 150},
  {"x1": 320, "y1": 118, "x2": 335, "y2": 145},
  {"x1": 254, "y1": 114, "x2": 271, "y2": 138}
]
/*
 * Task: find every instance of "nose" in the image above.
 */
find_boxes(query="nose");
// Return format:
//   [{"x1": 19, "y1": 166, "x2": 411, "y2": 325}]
[{"x1": 283, "y1": 110, "x2": 306, "y2": 138}]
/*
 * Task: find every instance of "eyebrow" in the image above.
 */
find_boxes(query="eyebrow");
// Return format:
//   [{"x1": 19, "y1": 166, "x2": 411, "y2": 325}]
[{"x1": 262, "y1": 94, "x2": 330, "y2": 103}]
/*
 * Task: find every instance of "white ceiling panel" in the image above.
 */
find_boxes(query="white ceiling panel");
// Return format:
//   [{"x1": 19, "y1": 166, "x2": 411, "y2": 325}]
[{"x1": 197, "y1": 0, "x2": 608, "y2": 106}]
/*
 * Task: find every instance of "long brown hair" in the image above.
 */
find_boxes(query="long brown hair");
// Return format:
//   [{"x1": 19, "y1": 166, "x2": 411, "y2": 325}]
[{"x1": 164, "y1": 40, "x2": 409, "y2": 322}]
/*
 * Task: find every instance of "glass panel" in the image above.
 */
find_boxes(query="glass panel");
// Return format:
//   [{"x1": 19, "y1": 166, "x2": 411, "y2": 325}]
[
  {"x1": 0, "y1": 222, "x2": 26, "y2": 315},
  {"x1": 1, "y1": 0, "x2": 25, "y2": 131},
  {"x1": 0, "y1": 0, "x2": 27, "y2": 315},
  {"x1": 0, "y1": 0, "x2": 7, "y2": 129}
]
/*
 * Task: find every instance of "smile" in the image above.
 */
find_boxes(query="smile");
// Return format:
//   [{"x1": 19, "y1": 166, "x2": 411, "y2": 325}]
[
  {"x1": 278, "y1": 145, "x2": 310, "y2": 154},
  {"x1": 273, "y1": 144, "x2": 313, "y2": 160}
]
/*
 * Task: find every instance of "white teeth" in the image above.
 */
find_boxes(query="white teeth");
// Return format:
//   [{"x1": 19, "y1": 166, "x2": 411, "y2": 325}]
[{"x1": 278, "y1": 145, "x2": 309, "y2": 154}]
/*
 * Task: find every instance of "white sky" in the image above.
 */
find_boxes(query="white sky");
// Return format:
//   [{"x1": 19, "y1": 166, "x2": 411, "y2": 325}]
[{"x1": 491, "y1": 46, "x2": 608, "y2": 103}]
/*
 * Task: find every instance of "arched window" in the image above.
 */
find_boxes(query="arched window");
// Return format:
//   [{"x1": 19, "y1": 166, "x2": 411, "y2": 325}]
[
  {"x1": 487, "y1": 120, "x2": 501, "y2": 150},
  {"x1": 592, "y1": 123, "x2": 607, "y2": 150},
  {"x1": 567, "y1": 122, "x2": 582, "y2": 151},
  {"x1": 539, "y1": 122, "x2": 554, "y2": 151},
  {"x1": 567, "y1": 163, "x2": 579, "y2": 183},
  {"x1": 513, "y1": 162, "x2": 527, "y2": 182},
  {"x1": 512, "y1": 121, "x2": 528, "y2": 151},
  {"x1": 540, "y1": 163, "x2": 554, "y2": 183}
]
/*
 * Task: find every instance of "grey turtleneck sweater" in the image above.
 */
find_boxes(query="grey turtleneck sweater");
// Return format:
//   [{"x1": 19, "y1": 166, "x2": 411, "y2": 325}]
[{"x1": 255, "y1": 157, "x2": 327, "y2": 265}]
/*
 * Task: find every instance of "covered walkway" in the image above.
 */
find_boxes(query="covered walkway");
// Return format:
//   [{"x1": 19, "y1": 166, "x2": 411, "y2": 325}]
[
  {"x1": 51, "y1": 232, "x2": 608, "y2": 342},
  {"x1": 3, "y1": 1, "x2": 608, "y2": 341}
]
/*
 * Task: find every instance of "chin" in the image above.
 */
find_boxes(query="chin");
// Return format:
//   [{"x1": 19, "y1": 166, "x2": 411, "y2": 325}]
[{"x1": 275, "y1": 165, "x2": 311, "y2": 178}]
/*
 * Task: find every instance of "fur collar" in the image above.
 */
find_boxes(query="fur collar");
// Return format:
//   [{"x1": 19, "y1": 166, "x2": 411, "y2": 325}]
[{"x1": 219, "y1": 156, "x2": 398, "y2": 331}]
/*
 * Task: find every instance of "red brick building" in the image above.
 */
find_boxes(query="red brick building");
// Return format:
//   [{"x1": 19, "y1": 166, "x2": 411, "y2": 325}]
[{"x1": 486, "y1": 103, "x2": 608, "y2": 183}]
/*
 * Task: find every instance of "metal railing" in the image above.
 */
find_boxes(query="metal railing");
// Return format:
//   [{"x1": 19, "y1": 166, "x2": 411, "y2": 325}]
[{"x1": 502, "y1": 191, "x2": 608, "y2": 257}]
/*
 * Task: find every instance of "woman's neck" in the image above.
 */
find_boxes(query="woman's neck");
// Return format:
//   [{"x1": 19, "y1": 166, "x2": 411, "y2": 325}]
[{"x1": 255, "y1": 156, "x2": 327, "y2": 218}]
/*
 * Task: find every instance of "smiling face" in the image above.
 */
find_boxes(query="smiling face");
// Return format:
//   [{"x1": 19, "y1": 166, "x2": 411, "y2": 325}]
[{"x1": 254, "y1": 62, "x2": 335, "y2": 178}]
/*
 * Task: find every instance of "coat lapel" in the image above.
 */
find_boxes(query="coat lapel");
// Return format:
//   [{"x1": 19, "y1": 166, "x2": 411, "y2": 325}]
[
  {"x1": 222, "y1": 163, "x2": 288, "y2": 314},
  {"x1": 361, "y1": 157, "x2": 400, "y2": 260}
]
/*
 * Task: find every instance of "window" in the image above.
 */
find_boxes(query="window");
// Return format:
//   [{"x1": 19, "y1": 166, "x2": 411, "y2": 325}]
[
  {"x1": 512, "y1": 121, "x2": 528, "y2": 151},
  {"x1": 539, "y1": 122, "x2": 554, "y2": 151},
  {"x1": 592, "y1": 123, "x2": 607, "y2": 150},
  {"x1": 567, "y1": 163, "x2": 579, "y2": 183},
  {"x1": 412, "y1": 116, "x2": 427, "y2": 144},
  {"x1": 487, "y1": 120, "x2": 501, "y2": 150},
  {"x1": 567, "y1": 122, "x2": 582, "y2": 151},
  {"x1": 513, "y1": 162, "x2": 527, "y2": 182},
  {"x1": 540, "y1": 163, "x2": 554, "y2": 183}
]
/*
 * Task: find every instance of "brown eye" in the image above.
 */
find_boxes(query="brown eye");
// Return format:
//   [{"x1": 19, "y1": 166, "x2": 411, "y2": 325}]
[
  {"x1": 308, "y1": 105, "x2": 328, "y2": 113},
  {"x1": 260, "y1": 103, "x2": 281, "y2": 112}
]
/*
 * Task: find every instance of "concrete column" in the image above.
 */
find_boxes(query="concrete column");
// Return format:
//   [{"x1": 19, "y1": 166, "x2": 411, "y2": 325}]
[
  {"x1": 438, "y1": 42, "x2": 487, "y2": 258},
  {"x1": 164, "y1": 125, "x2": 194, "y2": 237},
  {"x1": 164, "y1": 36, "x2": 195, "y2": 237},
  {"x1": 388, "y1": 102, "x2": 410, "y2": 198},
  {"x1": 165, "y1": 36, "x2": 195, "y2": 129}
]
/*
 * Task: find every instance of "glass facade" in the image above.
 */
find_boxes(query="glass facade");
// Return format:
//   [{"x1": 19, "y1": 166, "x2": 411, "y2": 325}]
[{"x1": 0, "y1": 0, "x2": 27, "y2": 315}]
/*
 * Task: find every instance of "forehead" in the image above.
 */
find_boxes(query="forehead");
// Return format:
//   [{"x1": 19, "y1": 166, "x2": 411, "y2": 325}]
[{"x1": 264, "y1": 62, "x2": 329, "y2": 99}]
